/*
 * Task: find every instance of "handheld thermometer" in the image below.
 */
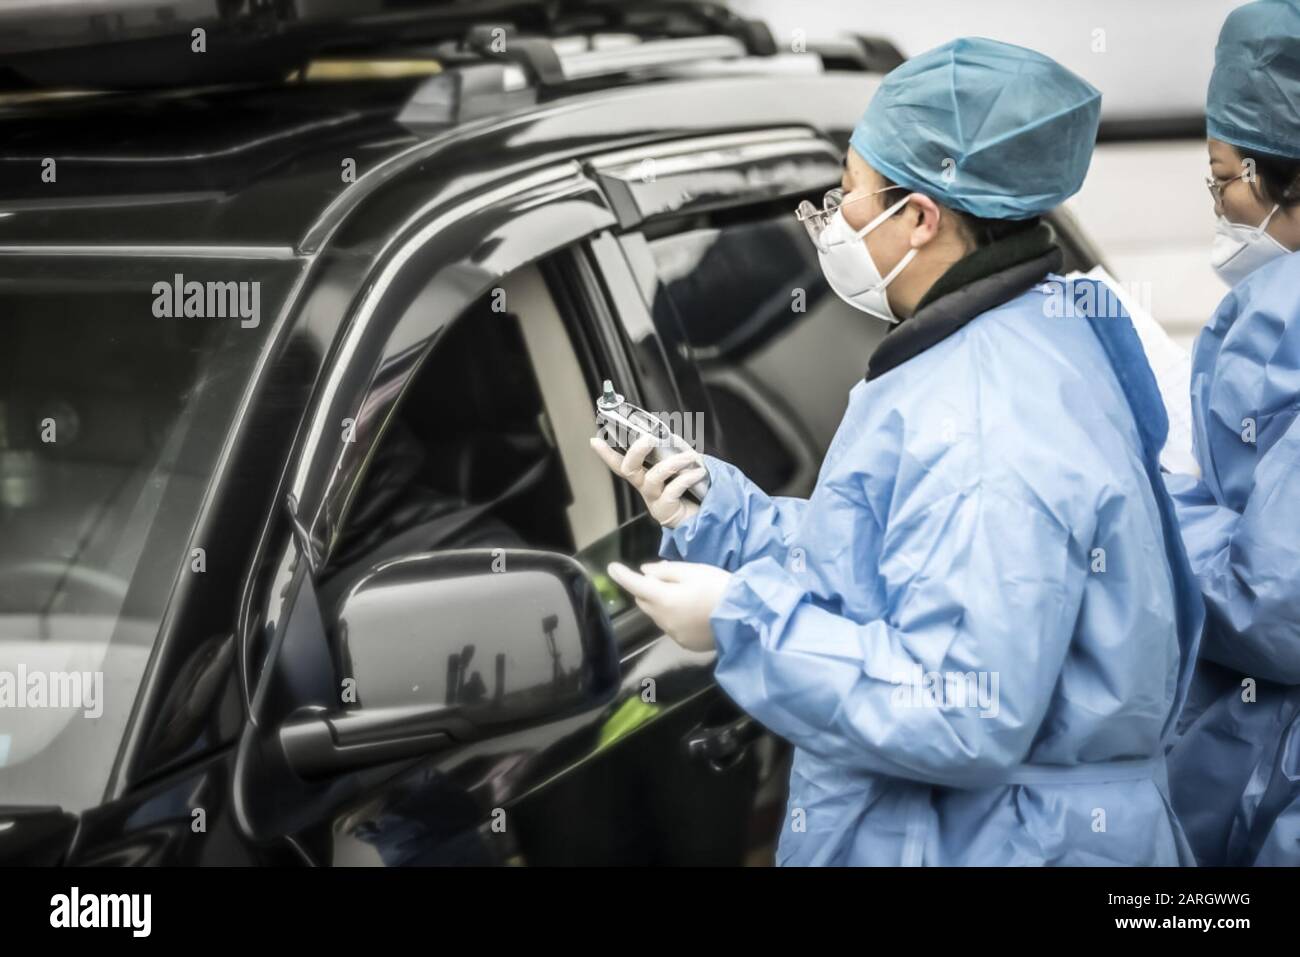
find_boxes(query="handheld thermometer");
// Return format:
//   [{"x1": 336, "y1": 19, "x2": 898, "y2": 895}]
[{"x1": 594, "y1": 380, "x2": 710, "y2": 503}]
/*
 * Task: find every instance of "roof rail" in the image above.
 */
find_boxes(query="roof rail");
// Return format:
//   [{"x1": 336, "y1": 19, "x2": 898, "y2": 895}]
[
  {"x1": 398, "y1": 32, "x2": 777, "y2": 126},
  {"x1": 558, "y1": 35, "x2": 747, "y2": 80},
  {"x1": 465, "y1": 23, "x2": 762, "y2": 89}
]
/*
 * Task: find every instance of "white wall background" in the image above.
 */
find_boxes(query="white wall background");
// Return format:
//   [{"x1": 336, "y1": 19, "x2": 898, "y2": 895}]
[{"x1": 731, "y1": 0, "x2": 1240, "y2": 119}]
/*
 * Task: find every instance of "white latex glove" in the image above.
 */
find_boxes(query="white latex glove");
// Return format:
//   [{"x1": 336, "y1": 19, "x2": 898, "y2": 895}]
[
  {"x1": 589, "y1": 434, "x2": 707, "y2": 529},
  {"x1": 606, "y1": 560, "x2": 732, "y2": 652}
]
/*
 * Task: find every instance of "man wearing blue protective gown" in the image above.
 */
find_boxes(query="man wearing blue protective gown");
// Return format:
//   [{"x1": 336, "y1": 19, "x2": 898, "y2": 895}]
[
  {"x1": 597, "y1": 38, "x2": 1204, "y2": 866},
  {"x1": 1164, "y1": 0, "x2": 1300, "y2": 868}
]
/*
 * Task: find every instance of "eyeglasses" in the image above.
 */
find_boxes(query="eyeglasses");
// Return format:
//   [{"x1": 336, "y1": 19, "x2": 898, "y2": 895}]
[
  {"x1": 1206, "y1": 172, "x2": 1247, "y2": 207},
  {"x1": 795, "y1": 185, "x2": 906, "y2": 252}
]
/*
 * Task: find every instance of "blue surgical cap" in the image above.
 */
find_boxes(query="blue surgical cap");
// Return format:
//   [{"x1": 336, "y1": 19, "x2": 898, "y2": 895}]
[
  {"x1": 849, "y1": 37, "x2": 1102, "y2": 220},
  {"x1": 1207, "y1": 0, "x2": 1300, "y2": 159}
]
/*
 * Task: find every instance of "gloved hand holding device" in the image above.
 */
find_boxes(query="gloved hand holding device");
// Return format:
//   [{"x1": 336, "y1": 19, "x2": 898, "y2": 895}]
[{"x1": 589, "y1": 380, "x2": 709, "y2": 529}]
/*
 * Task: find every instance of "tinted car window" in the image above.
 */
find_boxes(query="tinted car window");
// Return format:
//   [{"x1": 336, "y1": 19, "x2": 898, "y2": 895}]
[
  {"x1": 0, "y1": 256, "x2": 290, "y2": 811},
  {"x1": 649, "y1": 215, "x2": 824, "y2": 356}
]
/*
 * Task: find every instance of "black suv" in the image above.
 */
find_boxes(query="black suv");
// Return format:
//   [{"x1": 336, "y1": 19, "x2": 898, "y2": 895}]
[{"x1": 0, "y1": 0, "x2": 1106, "y2": 866}]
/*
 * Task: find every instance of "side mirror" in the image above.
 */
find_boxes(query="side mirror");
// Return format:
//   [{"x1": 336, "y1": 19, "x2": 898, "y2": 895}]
[{"x1": 278, "y1": 549, "x2": 620, "y2": 779}]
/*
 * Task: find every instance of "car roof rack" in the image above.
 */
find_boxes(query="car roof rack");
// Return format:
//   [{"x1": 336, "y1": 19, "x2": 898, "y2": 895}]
[
  {"x1": 0, "y1": 0, "x2": 772, "y2": 93},
  {"x1": 535, "y1": 1, "x2": 778, "y2": 59},
  {"x1": 1, "y1": 0, "x2": 907, "y2": 101},
  {"x1": 458, "y1": 0, "x2": 775, "y2": 87},
  {"x1": 399, "y1": 31, "x2": 770, "y2": 126},
  {"x1": 491, "y1": 32, "x2": 751, "y2": 84},
  {"x1": 393, "y1": 6, "x2": 905, "y2": 127}
]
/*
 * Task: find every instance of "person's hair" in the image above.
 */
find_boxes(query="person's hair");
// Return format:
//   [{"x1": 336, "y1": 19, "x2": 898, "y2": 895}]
[
  {"x1": 1248, "y1": 152, "x2": 1300, "y2": 208},
  {"x1": 878, "y1": 176, "x2": 1039, "y2": 250}
]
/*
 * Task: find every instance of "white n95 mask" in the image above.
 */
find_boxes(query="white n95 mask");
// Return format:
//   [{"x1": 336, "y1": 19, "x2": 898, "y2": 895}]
[
  {"x1": 1210, "y1": 204, "x2": 1290, "y2": 287},
  {"x1": 816, "y1": 197, "x2": 916, "y2": 323}
]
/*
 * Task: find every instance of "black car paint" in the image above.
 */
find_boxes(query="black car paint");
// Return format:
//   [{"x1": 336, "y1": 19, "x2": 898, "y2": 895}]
[{"x1": 0, "y1": 69, "x2": 893, "y2": 866}]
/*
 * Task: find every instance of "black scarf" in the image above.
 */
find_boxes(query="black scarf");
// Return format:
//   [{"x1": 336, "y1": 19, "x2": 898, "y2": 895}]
[{"x1": 865, "y1": 222, "x2": 1063, "y2": 382}]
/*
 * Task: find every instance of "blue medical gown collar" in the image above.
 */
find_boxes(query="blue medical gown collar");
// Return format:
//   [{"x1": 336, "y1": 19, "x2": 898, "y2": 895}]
[{"x1": 866, "y1": 244, "x2": 1061, "y2": 382}]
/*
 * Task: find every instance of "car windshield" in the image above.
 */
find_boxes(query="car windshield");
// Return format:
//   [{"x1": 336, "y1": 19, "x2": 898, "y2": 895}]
[{"x1": 0, "y1": 255, "x2": 289, "y2": 811}]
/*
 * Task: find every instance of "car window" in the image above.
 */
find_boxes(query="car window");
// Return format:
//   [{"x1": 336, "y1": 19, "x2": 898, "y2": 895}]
[
  {"x1": 317, "y1": 259, "x2": 657, "y2": 633},
  {"x1": 643, "y1": 203, "x2": 887, "y2": 494},
  {"x1": 0, "y1": 256, "x2": 289, "y2": 812}
]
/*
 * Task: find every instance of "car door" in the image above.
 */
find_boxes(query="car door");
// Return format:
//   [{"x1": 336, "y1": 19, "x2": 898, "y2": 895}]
[{"x1": 231, "y1": 157, "x2": 778, "y2": 865}]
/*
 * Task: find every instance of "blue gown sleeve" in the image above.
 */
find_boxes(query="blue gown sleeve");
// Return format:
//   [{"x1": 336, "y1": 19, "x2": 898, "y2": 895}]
[
  {"x1": 659, "y1": 455, "x2": 809, "y2": 572},
  {"x1": 707, "y1": 483, "x2": 1091, "y2": 787},
  {"x1": 1166, "y1": 421, "x2": 1300, "y2": 684}
]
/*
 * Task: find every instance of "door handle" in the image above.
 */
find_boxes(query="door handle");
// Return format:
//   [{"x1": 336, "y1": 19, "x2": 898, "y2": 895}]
[{"x1": 683, "y1": 714, "x2": 763, "y2": 771}]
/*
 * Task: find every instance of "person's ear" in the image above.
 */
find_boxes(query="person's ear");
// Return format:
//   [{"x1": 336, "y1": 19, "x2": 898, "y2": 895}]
[{"x1": 903, "y1": 193, "x2": 943, "y2": 249}]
